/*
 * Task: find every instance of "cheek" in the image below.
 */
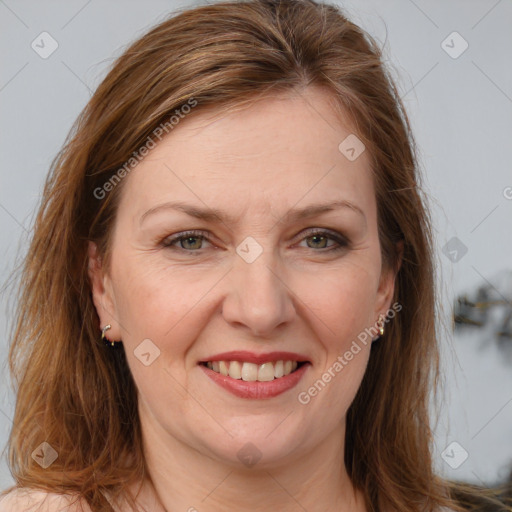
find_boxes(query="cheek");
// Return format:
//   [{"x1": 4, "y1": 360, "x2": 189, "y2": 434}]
[
  {"x1": 294, "y1": 257, "x2": 380, "y2": 349},
  {"x1": 109, "y1": 258, "x2": 213, "y2": 411},
  {"x1": 294, "y1": 263, "x2": 377, "y2": 421},
  {"x1": 110, "y1": 251, "x2": 222, "y2": 352}
]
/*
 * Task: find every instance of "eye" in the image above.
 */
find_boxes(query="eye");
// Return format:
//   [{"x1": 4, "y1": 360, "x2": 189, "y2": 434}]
[
  {"x1": 161, "y1": 228, "x2": 349, "y2": 253},
  {"x1": 297, "y1": 229, "x2": 348, "y2": 252},
  {"x1": 162, "y1": 230, "x2": 212, "y2": 251}
]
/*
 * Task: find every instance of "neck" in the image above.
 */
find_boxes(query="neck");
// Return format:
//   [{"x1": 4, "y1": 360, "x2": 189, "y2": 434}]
[{"x1": 128, "y1": 412, "x2": 366, "y2": 512}]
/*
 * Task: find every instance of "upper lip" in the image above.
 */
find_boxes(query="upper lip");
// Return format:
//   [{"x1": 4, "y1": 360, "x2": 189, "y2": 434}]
[{"x1": 199, "y1": 351, "x2": 310, "y2": 365}]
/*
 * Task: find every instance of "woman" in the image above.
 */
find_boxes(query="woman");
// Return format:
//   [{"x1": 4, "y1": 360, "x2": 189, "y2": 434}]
[{"x1": 0, "y1": 0, "x2": 509, "y2": 510}]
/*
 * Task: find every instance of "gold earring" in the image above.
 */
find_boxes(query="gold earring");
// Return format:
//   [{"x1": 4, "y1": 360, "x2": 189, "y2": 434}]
[
  {"x1": 101, "y1": 324, "x2": 115, "y2": 347},
  {"x1": 378, "y1": 315, "x2": 385, "y2": 337}
]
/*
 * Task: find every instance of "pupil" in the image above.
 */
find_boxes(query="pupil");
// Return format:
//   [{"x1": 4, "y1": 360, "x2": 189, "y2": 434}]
[
  {"x1": 309, "y1": 235, "x2": 326, "y2": 248},
  {"x1": 184, "y1": 237, "x2": 200, "y2": 249}
]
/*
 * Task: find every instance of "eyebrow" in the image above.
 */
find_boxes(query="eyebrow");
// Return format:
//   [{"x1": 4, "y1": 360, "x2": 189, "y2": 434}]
[{"x1": 140, "y1": 199, "x2": 366, "y2": 226}]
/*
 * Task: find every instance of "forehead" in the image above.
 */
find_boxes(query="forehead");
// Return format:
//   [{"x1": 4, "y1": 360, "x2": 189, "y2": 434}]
[{"x1": 119, "y1": 87, "x2": 375, "y2": 224}]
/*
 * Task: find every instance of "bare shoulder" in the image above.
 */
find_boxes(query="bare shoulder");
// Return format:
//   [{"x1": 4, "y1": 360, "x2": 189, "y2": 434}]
[{"x1": 0, "y1": 488, "x2": 92, "y2": 512}]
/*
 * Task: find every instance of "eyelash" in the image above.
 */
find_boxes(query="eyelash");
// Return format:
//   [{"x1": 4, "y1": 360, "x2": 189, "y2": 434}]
[{"x1": 161, "y1": 228, "x2": 349, "y2": 253}]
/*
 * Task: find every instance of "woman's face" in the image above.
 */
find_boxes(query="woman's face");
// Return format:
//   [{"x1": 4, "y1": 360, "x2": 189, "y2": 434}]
[{"x1": 89, "y1": 86, "x2": 397, "y2": 468}]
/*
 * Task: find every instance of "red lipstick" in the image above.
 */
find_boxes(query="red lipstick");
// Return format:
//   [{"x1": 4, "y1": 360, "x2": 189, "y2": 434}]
[
  {"x1": 199, "y1": 350, "x2": 309, "y2": 365},
  {"x1": 199, "y1": 356, "x2": 310, "y2": 399}
]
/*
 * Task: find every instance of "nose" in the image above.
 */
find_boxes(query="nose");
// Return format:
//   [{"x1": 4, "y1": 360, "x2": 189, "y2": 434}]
[{"x1": 221, "y1": 247, "x2": 296, "y2": 338}]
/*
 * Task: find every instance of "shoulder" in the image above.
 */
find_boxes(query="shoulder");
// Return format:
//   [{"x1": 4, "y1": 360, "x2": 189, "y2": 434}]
[{"x1": 0, "y1": 488, "x2": 92, "y2": 512}]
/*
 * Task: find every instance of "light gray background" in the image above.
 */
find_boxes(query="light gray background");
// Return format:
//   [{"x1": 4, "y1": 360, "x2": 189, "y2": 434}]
[{"x1": 1, "y1": 0, "x2": 511, "y2": 491}]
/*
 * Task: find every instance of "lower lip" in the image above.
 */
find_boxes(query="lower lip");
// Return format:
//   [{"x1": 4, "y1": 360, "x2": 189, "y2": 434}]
[{"x1": 199, "y1": 363, "x2": 310, "y2": 399}]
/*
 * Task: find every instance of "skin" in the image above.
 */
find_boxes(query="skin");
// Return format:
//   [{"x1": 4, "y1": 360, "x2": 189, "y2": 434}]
[{"x1": 88, "y1": 86, "x2": 400, "y2": 512}]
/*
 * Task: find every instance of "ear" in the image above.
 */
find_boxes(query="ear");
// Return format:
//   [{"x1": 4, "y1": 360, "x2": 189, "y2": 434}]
[
  {"x1": 374, "y1": 240, "x2": 403, "y2": 318},
  {"x1": 87, "y1": 241, "x2": 122, "y2": 341}
]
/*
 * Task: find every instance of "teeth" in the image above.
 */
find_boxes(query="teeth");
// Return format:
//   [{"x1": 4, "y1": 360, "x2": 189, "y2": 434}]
[
  {"x1": 219, "y1": 361, "x2": 229, "y2": 376},
  {"x1": 241, "y1": 362, "x2": 258, "y2": 381},
  {"x1": 258, "y1": 362, "x2": 275, "y2": 382},
  {"x1": 205, "y1": 360, "x2": 303, "y2": 381},
  {"x1": 228, "y1": 361, "x2": 242, "y2": 380}
]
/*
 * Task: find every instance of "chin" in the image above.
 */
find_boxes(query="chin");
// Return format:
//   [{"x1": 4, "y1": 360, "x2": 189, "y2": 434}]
[{"x1": 200, "y1": 420, "x2": 310, "y2": 470}]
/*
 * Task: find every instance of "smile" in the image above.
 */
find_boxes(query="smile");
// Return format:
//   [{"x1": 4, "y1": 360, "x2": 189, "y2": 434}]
[
  {"x1": 198, "y1": 351, "x2": 311, "y2": 399},
  {"x1": 202, "y1": 360, "x2": 303, "y2": 381}
]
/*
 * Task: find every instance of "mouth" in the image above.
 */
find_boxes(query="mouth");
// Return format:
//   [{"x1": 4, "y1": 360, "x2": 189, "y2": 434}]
[
  {"x1": 199, "y1": 359, "x2": 307, "y2": 381},
  {"x1": 198, "y1": 351, "x2": 311, "y2": 399}
]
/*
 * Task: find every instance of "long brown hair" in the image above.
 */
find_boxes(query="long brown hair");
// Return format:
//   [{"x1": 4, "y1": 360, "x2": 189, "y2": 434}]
[{"x1": 2, "y1": 0, "x2": 509, "y2": 510}]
